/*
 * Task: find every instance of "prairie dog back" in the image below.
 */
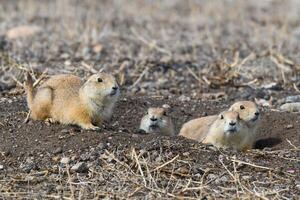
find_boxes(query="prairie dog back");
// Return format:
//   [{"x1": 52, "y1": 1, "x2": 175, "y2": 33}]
[
  {"x1": 139, "y1": 107, "x2": 175, "y2": 136},
  {"x1": 179, "y1": 115, "x2": 217, "y2": 141}
]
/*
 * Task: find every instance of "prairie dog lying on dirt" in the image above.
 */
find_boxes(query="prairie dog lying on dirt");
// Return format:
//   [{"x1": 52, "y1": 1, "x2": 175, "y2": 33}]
[
  {"x1": 139, "y1": 107, "x2": 175, "y2": 136},
  {"x1": 24, "y1": 72, "x2": 120, "y2": 130},
  {"x1": 179, "y1": 101, "x2": 260, "y2": 149},
  {"x1": 202, "y1": 111, "x2": 250, "y2": 150}
]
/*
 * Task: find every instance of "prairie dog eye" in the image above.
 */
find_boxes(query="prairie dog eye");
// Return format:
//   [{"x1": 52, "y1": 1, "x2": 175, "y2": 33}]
[
  {"x1": 97, "y1": 78, "x2": 103, "y2": 83},
  {"x1": 163, "y1": 111, "x2": 167, "y2": 116},
  {"x1": 220, "y1": 115, "x2": 224, "y2": 119},
  {"x1": 240, "y1": 105, "x2": 245, "y2": 110}
]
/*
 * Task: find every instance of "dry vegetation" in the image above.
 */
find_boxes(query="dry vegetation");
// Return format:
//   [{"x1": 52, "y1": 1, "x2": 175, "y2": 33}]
[{"x1": 0, "y1": 0, "x2": 300, "y2": 199}]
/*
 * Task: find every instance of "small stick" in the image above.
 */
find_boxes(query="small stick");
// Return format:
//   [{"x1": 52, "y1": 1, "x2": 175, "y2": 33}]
[
  {"x1": 186, "y1": 66, "x2": 203, "y2": 83},
  {"x1": 129, "y1": 67, "x2": 149, "y2": 89},
  {"x1": 132, "y1": 148, "x2": 147, "y2": 186},
  {"x1": 131, "y1": 28, "x2": 172, "y2": 56},
  {"x1": 293, "y1": 83, "x2": 300, "y2": 93},
  {"x1": 152, "y1": 155, "x2": 179, "y2": 172},
  {"x1": 286, "y1": 139, "x2": 298, "y2": 149},
  {"x1": 33, "y1": 69, "x2": 48, "y2": 88},
  {"x1": 81, "y1": 61, "x2": 98, "y2": 74},
  {"x1": 23, "y1": 111, "x2": 31, "y2": 124}
]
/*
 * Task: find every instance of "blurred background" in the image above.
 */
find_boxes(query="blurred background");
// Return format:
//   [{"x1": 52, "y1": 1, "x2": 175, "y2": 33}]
[{"x1": 1, "y1": 0, "x2": 300, "y2": 101}]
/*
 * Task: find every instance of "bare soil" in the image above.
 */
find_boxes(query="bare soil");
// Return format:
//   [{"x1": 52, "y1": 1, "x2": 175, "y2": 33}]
[{"x1": 0, "y1": 0, "x2": 299, "y2": 199}]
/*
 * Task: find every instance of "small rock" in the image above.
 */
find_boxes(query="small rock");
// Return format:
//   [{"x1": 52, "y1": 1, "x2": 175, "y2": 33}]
[
  {"x1": 207, "y1": 174, "x2": 217, "y2": 180},
  {"x1": 56, "y1": 185, "x2": 64, "y2": 191},
  {"x1": 60, "y1": 157, "x2": 70, "y2": 164},
  {"x1": 280, "y1": 103, "x2": 300, "y2": 112},
  {"x1": 61, "y1": 129, "x2": 69, "y2": 134},
  {"x1": 20, "y1": 161, "x2": 36, "y2": 173},
  {"x1": 52, "y1": 156, "x2": 60, "y2": 163},
  {"x1": 53, "y1": 147, "x2": 63, "y2": 154},
  {"x1": 285, "y1": 95, "x2": 300, "y2": 103},
  {"x1": 178, "y1": 95, "x2": 190, "y2": 102},
  {"x1": 182, "y1": 152, "x2": 190, "y2": 156},
  {"x1": 162, "y1": 104, "x2": 171, "y2": 109},
  {"x1": 0, "y1": 164, "x2": 4, "y2": 170},
  {"x1": 286, "y1": 124, "x2": 294, "y2": 129},
  {"x1": 263, "y1": 82, "x2": 282, "y2": 91},
  {"x1": 80, "y1": 153, "x2": 90, "y2": 161},
  {"x1": 71, "y1": 162, "x2": 88, "y2": 173}
]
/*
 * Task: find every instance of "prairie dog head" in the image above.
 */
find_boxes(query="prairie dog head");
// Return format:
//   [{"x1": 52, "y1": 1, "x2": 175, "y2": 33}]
[
  {"x1": 82, "y1": 72, "x2": 120, "y2": 100},
  {"x1": 139, "y1": 107, "x2": 174, "y2": 135},
  {"x1": 229, "y1": 101, "x2": 260, "y2": 127},
  {"x1": 216, "y1": 111, "x2": 243, "y2": 136}
]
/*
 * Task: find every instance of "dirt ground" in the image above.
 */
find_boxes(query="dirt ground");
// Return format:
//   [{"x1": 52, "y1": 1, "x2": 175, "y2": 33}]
[{"x1": 0, "y1": 0, "x2": 300, "y2": 199}]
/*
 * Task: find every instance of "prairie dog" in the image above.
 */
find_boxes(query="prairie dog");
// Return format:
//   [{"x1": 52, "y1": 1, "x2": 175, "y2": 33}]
[
  {"x1": 139, "y1": 107, "x2": 175, "y2": 136},
  {"x1": 203, "y1": 111, "x2": 250, "y2": 150},
  {"x1": 179, "y1": 101, "x2": 260, "y2": 149},
  {"x1": 24, "y1": 72, "x2": 120, "y2": 130}
]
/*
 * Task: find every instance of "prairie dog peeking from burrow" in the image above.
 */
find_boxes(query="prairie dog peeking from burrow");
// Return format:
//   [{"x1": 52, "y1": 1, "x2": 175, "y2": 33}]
[
  {"x1": 179, "y1": 101, "x2": 261, "y2": 149},
  {"x1": 24, "y1": 72, "x2": 120, "y2": 130},
  {"x1": 202, "y1": 111, "x2": 252, "y2": 150},
  {"x1": 139, "y1": 107, "x2": 175, "y2": 136}
]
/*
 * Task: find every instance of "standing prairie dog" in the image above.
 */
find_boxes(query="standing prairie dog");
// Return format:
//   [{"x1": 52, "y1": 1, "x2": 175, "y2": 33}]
[
  {"x1": 139, "y1": 107, "x2": 175, "y2": 136},
  {"x1": 203, "y1": 111, "x2": 250, "y2": 150},
  {"x1": 24, "y1": 72, "x2": 120, "y2": 130},
  {"x1": 179, "y1": 101, "x2": 260, "y2": 150}
]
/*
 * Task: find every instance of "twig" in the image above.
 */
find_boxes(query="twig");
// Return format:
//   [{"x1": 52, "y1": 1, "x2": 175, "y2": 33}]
[
  {"x1": 186, "y1": 66, "x2": 203, "y2": 83},
  {"x1": 152, "y1": 155, "x2": 179, "y2": 172},
  {"x1": 66, "y1": 164, "x2": 75, "y2": 200},
  {"x1": 231, "y1": 158, "x2": 273, "y2": 170},
  {"x1": 128, "y1": 67, "x2": 149, "y2": 89},
  {"x1": 131, "y1": 28, "x2": 172, "y2": 56},
  {"x1": 33, "y1": 69, "x2": 48, "y2": 88},
  {"x1": 81, "y1": 61, "x2": 98, "y2": 74},
  {"x1": 23, "y1": 111, "x2": 31, "y2": 124},
  {"x1": 132, "y1": 148, "x2": 147, "y2": 186},
  {"x1": 293, "y1": 83, "x2": 300, "y2": 93},
  {"x1": 286, "y1": 139, "x2": 298, "y2": 149}
]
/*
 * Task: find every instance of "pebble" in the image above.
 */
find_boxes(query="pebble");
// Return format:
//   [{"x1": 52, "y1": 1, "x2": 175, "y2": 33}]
[
  {"x1": 53, "y1": 147, "x2": 63, "y2": 154},
  {"x1": 71, "y1": 162, "x2": 88, "y2": 173},
  {"x1": 280, "y1": 103, "x2": 300, "y2": 112},
  {"x1": 162, "y1": 104, "x2": 171, "y2": 109},
  {"x1": 60, "y1": 157, "x2": 70, "y2": 164},
  {"x1": 0, "y1": 164, "x2": 4, "y2": 170},
  {"x1": 285, "y1": 95, "x2": 300, "y2": 103},
  {"x1": 286, "y1": 124, "x2": 294, "y2": 129},
  {"x1": 178, "y1": 95, "x2": 191, "y2": 102}
]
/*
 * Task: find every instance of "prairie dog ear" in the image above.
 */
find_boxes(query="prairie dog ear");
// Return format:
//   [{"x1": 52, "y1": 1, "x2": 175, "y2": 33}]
[
  {"x1": 162, "y1": 104, "x2": 172, "y2": 113},
  {"x1": 218, "y1": 111, "x2": 225, "y2": 119},
  {"x1": 114, "y1": 72, "x2": 125, "y2": 86}
]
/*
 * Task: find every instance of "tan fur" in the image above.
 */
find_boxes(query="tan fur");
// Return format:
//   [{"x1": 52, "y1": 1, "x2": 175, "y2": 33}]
[
  {"x1": 139, "y1": 107, "x2": 175, "y2": 136},
  {"x1": 179, "y1": 101, "x2": 260, "y2": 150},
  {"x1": 24, "y1": 72, "x2": 120, "y2": 130},
  {"x1": 202, "y1": 111, "x2": 250, "y2": 150}
]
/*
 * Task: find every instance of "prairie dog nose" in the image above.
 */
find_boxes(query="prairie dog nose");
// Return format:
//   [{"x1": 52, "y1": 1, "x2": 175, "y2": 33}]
[
  {"x1": 150, "y1": 117, "x2": 157, "y2": 121},
  {"x1": 255, "y1": 111, "x2": 260, "y2": 116},
  {"x1": 229, "y1": 121, "x2": 236, "y2": 126},
  {"x1": 112, "y1": 86, "x2": 118, "y2": 90}
]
